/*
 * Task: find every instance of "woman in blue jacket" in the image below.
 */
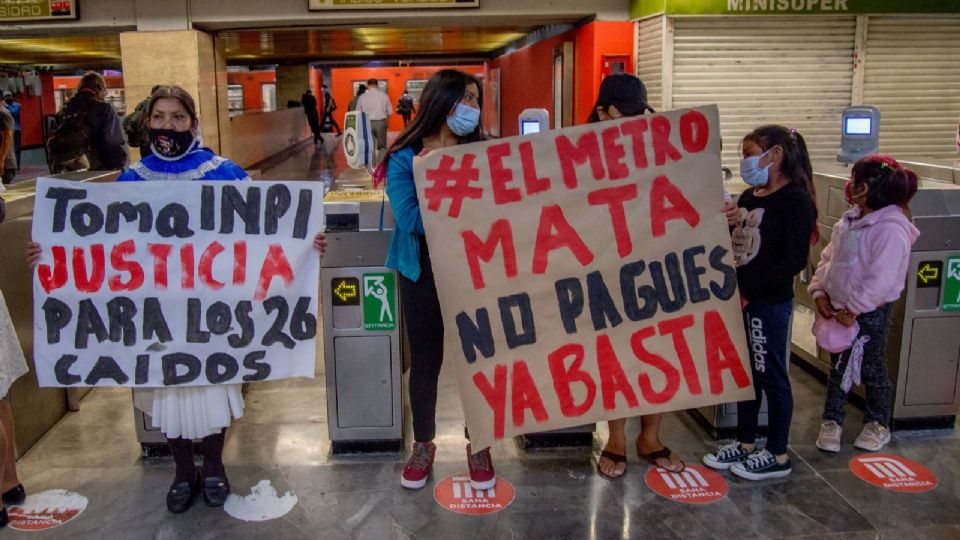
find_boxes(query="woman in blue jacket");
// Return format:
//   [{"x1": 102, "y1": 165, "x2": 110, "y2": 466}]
[{"x1": 377, "y1": 70, "x2": 494, "y2": 491}]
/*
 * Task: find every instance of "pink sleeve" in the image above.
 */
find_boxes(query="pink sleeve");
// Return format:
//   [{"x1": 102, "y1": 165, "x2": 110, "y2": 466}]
[
  {"x1": 845, "y1": 225, "x2": 913, "y2": 315},
  {"x1": 807, "y1": 226, "x2": 836, "y2": 299}
]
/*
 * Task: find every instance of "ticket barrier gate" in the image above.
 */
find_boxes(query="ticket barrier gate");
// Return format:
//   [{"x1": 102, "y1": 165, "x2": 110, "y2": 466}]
[
  {"x1": 791, "y1": 163, "x2": 960, "y2": 430},
  {"x1": 321, "y1": 189, "x2": 403, "y2": 453}
]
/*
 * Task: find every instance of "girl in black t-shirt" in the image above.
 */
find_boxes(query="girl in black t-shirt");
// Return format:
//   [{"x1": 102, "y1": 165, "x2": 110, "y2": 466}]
[{"x1": 703, "y1": 125, "x2": 817, "y2": 481}]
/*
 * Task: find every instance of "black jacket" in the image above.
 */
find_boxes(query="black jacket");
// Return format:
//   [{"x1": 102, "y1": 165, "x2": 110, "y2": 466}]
[
  {"x1": 301, "y1": 93, "x2": 319, "y2": 117},
  {"x1": 62, "y1": 91, "x2": 128, "y2": 170}
]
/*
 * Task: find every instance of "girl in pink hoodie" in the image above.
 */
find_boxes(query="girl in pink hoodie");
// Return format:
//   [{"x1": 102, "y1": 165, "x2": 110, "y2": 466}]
[{"x1": 809, "y1": 155, "x2": 919, "y2": 453}]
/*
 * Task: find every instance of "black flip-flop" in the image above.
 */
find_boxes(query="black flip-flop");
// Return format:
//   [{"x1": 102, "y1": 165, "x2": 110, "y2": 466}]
[
  {"x1": 596, "y1": 450, "x2": 628, "y2": 479},
  {"x1": 638, "y1": 444, "x2": 686, "y2": 473}
]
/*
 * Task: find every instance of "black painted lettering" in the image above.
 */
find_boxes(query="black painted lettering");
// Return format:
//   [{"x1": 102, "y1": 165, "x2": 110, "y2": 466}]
[
  {"x1": 70, "y1": 202, "x2": 105, "y2": 237},
  {"x1": 682, "y1": 245, "x2": 710, "y2": 303},
  {"x1": 228, "y1": 301, "x2": 254, "y2": 348},
  {"x1": 292, "y1": 189, "x2": 312, "y2": 239},
  {"x1": 156, "y1": 203, "x2": 194, "y2": 238},
  {"x1": 586, "y1": 270, "x2": 623, "y2": 331},
  {"x1": 206, "y1": 301, "x2": 232, "y2": 335},
  {"x1": 85, "y1": 356, "x2": 129, "y2": 385},
  {"x1": 46, "y1": 187, "x2": 87, "y2": 233},
  {"x1": 220, "y1": 185, "x2": 261, "y2": 235},
  {"x1": 261, "y1": 296, "x2": 294, "y2": 348},
  {"x1": 649, "y1": 253, "x2": 687, "y2": 313},
  {"x1": 75, "y1": 299, "x2": 108, "y2": 349},
  {"x1": 555, "y1": 277, "x2": 584, "y2": 334},
  {"x1": 106, "y1": 297, "x2": 138, "y2": 346},
  {"x1": 456, "y1": 308, "x2": 495, "y2": 363},
  {"x1": 54, "y1": 354, "x2": 81, "y2": 385},
  {"x1": 290, "y1": 297, "x2": 317, "y2": 340},
  {"x1": 135, "y1": 354, "x2": 150, "y2": 384},
  {"x1": 201, "y1": 185, "x2": 215, "y2": 231},
  {"x1": 42, "y1": 297, "x2": 72, "y2": 344},
  {"x1": 162, "y1": 353, "x2": 202, "y2": 385},
  {"x1": 105, "y1": 202, "x2": 153, "y2": 233},
  {"x1": 498, "y1": 293, "x2": 536, "y2": 350},
  {"x1": 242, "y1": 351, "x2": 271, "y2": 381},
  {"x1": 142, "y1": 297, "x2": 173, "y2": 342},
  {"x1": 708, "y1": 245, "x2": 738, "y2": 301},
  {"x1": 206, "y1": 353, "x2": 239, "y2": 384},
  {"x1": 186, "y1": 298, "x2": 211, "y2": 343},
  {"x1": 264, "y1": 184, "x2": 291, "y2": 235}
]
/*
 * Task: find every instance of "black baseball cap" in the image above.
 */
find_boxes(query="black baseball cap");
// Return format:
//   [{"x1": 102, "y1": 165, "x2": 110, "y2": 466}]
[{"x1": 594, "y1": 74, "x2": 654, "y2": 117}]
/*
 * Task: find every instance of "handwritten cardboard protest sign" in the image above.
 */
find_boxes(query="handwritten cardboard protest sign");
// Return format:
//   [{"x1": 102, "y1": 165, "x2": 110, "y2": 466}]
[
  {"x1": 31, "y1": 178, "x2": 323, "y2": 387},
  {"x1": 414, "y1": 105, "x2": 752, "y2": 450}
]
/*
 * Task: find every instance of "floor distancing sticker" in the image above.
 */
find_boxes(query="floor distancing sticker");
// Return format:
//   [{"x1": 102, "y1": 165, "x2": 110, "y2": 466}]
[
  {"x1": 644, "y1": 464, "x2": 728, "y2": 504},
  {"x1": 849, "y1": 453, "x2": 937, "y2": 493},
  {"x1": 434, "y1": 473, "x2": 515, "y2": 515},
  {"x1": 8, "y1": 489, "x2": 88, "y2": 531},
  {"x1": 224, "y1": 479, "x2": 298, "y2": 522}
]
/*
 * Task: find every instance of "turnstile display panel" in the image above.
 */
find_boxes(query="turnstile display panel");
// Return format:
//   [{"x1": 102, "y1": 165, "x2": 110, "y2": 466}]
[{"x1": 331, "y1": 277, "x2": 360, "y2": 306}]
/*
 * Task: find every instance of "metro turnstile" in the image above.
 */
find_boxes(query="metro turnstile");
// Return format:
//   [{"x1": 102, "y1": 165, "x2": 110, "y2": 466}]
[
  {"x1": 792, "y1": 163, "x2": 960, "y2": 429},
  {"x1": 321, "y1": 191, "x2": 403, "y2": 453}
]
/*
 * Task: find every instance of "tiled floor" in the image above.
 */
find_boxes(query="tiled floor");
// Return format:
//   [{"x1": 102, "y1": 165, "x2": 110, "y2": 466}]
[{"x1": 5, "y1": 141, "x2": 960, "y2": 539}]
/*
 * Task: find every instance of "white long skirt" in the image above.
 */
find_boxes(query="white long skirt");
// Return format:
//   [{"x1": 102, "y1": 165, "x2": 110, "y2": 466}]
[{"x1": 143, "y1": 385, "x2": 244, "y2": 440}]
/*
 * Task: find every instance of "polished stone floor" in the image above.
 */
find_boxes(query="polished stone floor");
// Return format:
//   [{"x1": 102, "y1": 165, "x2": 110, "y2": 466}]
[{"x1": 6, "y1": 142, "x2": 960, "y2": 539}]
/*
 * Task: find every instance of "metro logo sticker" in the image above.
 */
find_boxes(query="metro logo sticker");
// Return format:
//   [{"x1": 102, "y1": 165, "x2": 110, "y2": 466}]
[
  {"x1": 644, "y1": 464, "x2": 728, "y2": 504},
  {"x1": 8, "y1": 489, "x2": 89, "y2": 531},
  {"x1": 363, "y1": 272, "x2": 396, "y2": 330},
  {"x1": 850, "y1": 453, "x2": 938, "y2": 493},
  {"x1": 434, "y1": 473, "x2": 515, "y2": 515}
]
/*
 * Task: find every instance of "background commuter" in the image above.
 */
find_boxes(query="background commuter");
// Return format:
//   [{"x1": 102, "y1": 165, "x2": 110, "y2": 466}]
[
  {"x1": 377, "y1": 69, "x2": 492, "y2": 492},
  {"x1": 46, "y1": 72, "x2": 127, "y2": 173},
  {"x1": 356, "y1": 78, "x2": 392, "y2": 164},
  {"x1": 588, "y1": 74, "x2": 686, "y2": 479},
  {"x1": 811, "y1": 155, "x2": 919, "y2": 453},
  {"x1": 0, "y1": 289, "x2": 29, "y2": 528},
  {"x1": 703, "y1": 125, "x2": 817, "y2": 481},
  {"x1": 301, "y1": 89, "x2": 323, "y2": 144},
  {"x1": 396, "y1": 90, "x2": 415, "y2": 128},
  {"x1": 2, "y1": 92, "x2": 20, "y2": 171},
  {"x1": 0, "y1": 102, "x2": 14, "y2": 185},
  {"x1": 347, "y1": 84, "x2": 366, "y2": 112},
  {"x1": 320, "y1": 85, "x2": 341, "y2": 136},
  {"x1": 27, "y1": 85, "x2": 325, "y2": 514},
  {"x1": 123, "y1": 85, "x2": 161, "y2": 158}
]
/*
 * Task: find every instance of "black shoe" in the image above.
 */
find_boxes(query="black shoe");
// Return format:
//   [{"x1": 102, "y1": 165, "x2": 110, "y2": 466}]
[
  {"x1": 203, "y1": 476, "x2": 230, "y2": 507},
  {"x1": 0, "y1": 506, "x2": 8, "y2": 528},
  {"x1": 166, "y1": 472, "x2": 200, "y2": 514},
  {"x1": 2, "y1": 484, "x2": 25, "y2": 506}
]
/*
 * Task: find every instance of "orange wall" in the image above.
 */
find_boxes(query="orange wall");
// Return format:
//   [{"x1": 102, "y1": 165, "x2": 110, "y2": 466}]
[
  {"x1": 487, "y1": 21, "x2": 635, "y2": 137},
  {"x1": 330, "y1": 65, "x2": 485, "y2": 132},
  {"x1": 486, "y1": 29, "x2": 577, "y2": 138},
  {"x1": 7, "y1": 73, "x2": 56, "y2": 148},
  {"x1": 227, "y1": 70, "x2": 276, "y2": 111}
]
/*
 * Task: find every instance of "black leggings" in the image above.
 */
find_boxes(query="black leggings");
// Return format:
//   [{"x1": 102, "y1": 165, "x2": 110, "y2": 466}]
[{"x1": 400, "y1": 236, "x2": 445, "y2": 442}]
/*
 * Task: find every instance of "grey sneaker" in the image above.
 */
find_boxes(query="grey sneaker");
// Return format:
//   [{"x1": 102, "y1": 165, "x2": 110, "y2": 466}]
[
  {"x1": 816, "y1": 420, "x2": 842, "y2": 453},
  {"x1": 854, "y1": 421, "x2": 891, "y2": 451}
]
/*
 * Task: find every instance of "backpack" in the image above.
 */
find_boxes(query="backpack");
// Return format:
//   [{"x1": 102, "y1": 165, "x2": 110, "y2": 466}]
[
  {"x1": 325, "y1": 93, "x2": 337, "y2": 113},
  {"x1": 47, "y1": 107, "x2": 92, "y2": 171},
  {"x1": 123, "y1": 99, "x2": 149, "y2": 147}
]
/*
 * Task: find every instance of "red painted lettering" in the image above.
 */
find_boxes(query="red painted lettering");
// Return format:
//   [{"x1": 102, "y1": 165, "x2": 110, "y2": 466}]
[
  {"x1": 199, "y1": 241, "x2": 226, "y2": 291},
  {"x1": 108, "y1": 239, "x2": 144, "y2": 292},
  {"x1": 473, "y1": 364, "x2": 508, "y2": 439},
  {"x1": 679, "y1": 110, "x2": 710, "y2": 153},
  {"x1": 180, "y1": 244, "x2": 195, "y2": 289},
  {"x1": 511, "y1": 360, "x2": 549, "y2": 429},
  {"x1": 596, "y1": 334, "x2": 639, "y2": 410},
  {"x1": 587, "y1": 184, "x2": 638, "y2": 258},
  {"x1": 548, "y1": 343, "x2": 596, "y2": 418},
  {"x1": 704, "y1": 310, "x2": 751, "y2": 394},
  {"x1": 555, "y1": 131, "x2": 604, "y2": 189},
  {"x1": 630, "y1": 325, "x2": 681, "y2": 404},
  {"x1": 650, "y1": 175, "x2": 700, "y2": 237},
  {"x1": 72, "y1": 244, "x2": 104, "y2": 293},
  {"x1": 461, "y1": 219, "x2": 517, "y2": 290},
  {"x1": 657, "y1": 314, "x2": 703, "y2": 395},
  {"x1": 255, "y1": 244, "x2": 294, "y2": 301},
  {"x1": 620, "y1": 117, "x2": 650, "y2": 169},
  {"x1": 532, "y1": 205, "x2": 594, "y2": 274},
  {"x1": 38, "y1": 246, "x2": 68, "y2": 294},
  {"x1": 601, "y1": 126, "x2": 629, "y2": 180},
  {"x1": 147, "y1": 243, "x2": 172, "y2": 290},
  {"x1": 233, "y1": 241, "x2": 247, "y2": 285},
  {"x1": 519, "y1": 140, "x2": 550, "y2": 195},
  {"x1": 651, "y1": 116, "x2": 683, "y2": 166},
  {"x1": 488, "y1": 142, "x2": 521, "y2": 205}
]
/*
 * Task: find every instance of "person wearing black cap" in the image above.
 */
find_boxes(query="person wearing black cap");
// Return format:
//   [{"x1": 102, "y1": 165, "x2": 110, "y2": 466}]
[{"x1": 589, "y1": 74, "x2": 686, "y2": 479}]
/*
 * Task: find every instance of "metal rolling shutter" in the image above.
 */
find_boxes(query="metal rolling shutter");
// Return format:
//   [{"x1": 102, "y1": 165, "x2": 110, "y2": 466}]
[
  {"x1": 671, "y1": 17, "x2": 856, "y2": 173},
  {"x1": 862, "y1": 16, "x2": 960, "y2": 158},
  {"x1": 636, "y1": 15, "x2": 664, "y2": 111}
]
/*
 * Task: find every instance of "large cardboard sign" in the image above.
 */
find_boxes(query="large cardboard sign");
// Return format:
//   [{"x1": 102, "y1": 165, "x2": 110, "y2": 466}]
[
  {"x1": 414, "y1": 105, "x2": 752, "y2": 450},
  {"x1": 31, "y1": 178, "x2": 323, "y2": 387}
]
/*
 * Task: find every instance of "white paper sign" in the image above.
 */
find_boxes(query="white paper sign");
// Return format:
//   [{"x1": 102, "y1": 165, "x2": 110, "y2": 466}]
[{"x1": 31, "y1": 178, "x2": 323, "y2": 387}]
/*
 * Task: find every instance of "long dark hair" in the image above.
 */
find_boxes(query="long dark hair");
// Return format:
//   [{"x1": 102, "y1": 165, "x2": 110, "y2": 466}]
[
  {"x1": 376, "y1": 69, "x2": 483, "y2": 184},
  {"x1": 743, "y1": 125, "x2": 816, "y2": 205}
]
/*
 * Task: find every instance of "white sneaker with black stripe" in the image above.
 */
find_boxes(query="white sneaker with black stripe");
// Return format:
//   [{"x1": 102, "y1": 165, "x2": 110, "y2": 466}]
[
  {"x1": 731, "y1": 449, "x2": 792, "y2": 480},
  {"x1": 702, "y1": 442, "x2": 752, "y2": 470}
]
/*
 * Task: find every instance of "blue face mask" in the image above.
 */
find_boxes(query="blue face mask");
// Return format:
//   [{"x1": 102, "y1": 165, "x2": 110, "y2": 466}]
[
  {"x1": 446, "y1": 102, "x2": 481, "y2": 136},
  {"x1": 740, "y1": 148, "x2": 773, "y2": 187}
]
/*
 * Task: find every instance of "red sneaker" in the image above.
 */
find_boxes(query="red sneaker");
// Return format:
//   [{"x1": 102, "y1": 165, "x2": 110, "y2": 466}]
[
  {"x1": 401, "y1": 441, "x2": 436, "y2": 489},
  {"x1": 466, "y1": 444, "x2": 496, "y2": 490}
]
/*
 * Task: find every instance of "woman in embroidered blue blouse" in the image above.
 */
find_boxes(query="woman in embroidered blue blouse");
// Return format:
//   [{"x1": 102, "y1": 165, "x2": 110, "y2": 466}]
[{"x1": 27, "y1": 85, "x2": 326, "y2": 515}]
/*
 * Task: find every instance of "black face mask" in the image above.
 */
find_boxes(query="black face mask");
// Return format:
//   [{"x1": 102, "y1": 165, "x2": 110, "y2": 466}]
[{"x1": 149, "y1": 128, "x2": 194, "y2": 158}]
